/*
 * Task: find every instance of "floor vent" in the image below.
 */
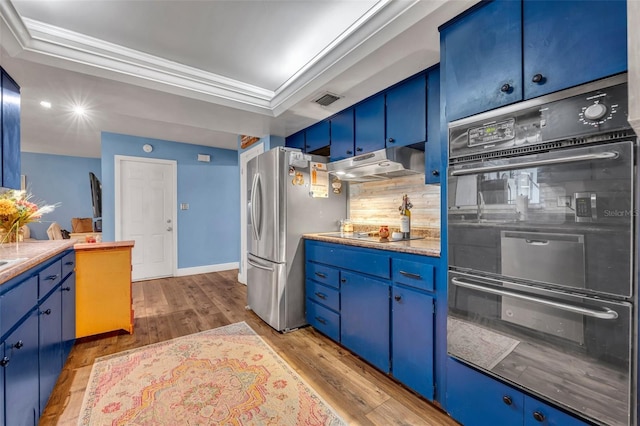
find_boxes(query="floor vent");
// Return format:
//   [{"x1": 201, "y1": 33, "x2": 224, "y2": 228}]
[{"x1": 313, "y1": 92, "x2": 341, "y2": 107}]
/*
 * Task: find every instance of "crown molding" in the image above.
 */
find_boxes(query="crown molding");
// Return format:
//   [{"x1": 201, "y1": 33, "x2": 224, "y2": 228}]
[{"x1": 0, "y1": 0, "x2": 429, "y2": 117}]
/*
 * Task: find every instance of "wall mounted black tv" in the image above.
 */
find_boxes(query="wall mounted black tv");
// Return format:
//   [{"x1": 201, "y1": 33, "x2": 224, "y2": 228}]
[{"x1": 89, "y1": 172, "x2": 102, "y2": 219}]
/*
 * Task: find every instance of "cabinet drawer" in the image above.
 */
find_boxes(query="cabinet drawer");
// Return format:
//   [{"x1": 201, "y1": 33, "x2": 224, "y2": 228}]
[
  {"x1": 306, "y1": 263, "x2": 339, "y2": 289},
  {"x1": 306, "y1": 299, "x2": 340, "y2": 342},
  {"x1": 1, "y1": 275, "x2": 38, "y2": 337},
  {"x1": 307, "y1": 242, "x2": 390, "y2": 279},
  {"x1": 392, "y1": 259, "x2": 434, "y2": 292},
  {"x1": 306, "y1": 280, "x2": 339, "y2": 312},
  {"x1": 39, "y1": 260, "x2": 62, "y2": 299},
  {"x1": 61, "y1": 251, "x2": 76, "y2": 278}
]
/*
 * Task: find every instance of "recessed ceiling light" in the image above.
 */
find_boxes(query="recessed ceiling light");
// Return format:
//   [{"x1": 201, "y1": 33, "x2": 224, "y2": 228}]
[
  {"x1": 40, "y1": 101, "x2": 52, "y2": 108},
  {"x1": 73, "y1": 105, "x2": 86, "y2": 116}
]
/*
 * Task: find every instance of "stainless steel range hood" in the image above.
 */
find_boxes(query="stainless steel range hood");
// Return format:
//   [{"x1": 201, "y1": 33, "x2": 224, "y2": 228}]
[{"x1": 327, "y1": 146, "x2": 425, "y2": 182}]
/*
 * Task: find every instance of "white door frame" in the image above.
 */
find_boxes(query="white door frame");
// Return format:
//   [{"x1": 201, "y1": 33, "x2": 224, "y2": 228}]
[
  {"x1": 114, "y1": 155, "x2": 178, "y2": 279},
  {"x1": 238, "y1": 143, "x2": 264, "y2": 284}
]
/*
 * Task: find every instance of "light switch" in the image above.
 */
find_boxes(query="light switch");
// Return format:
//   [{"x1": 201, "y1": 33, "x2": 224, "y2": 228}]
[{"x1": 180, "y1": 203, "x2": 189, "y2": 210}]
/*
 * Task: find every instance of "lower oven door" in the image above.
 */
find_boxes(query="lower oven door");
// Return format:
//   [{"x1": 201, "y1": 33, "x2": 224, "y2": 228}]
[{"x1": 447, "y1": 270, "x2": 632, "y2": 426}]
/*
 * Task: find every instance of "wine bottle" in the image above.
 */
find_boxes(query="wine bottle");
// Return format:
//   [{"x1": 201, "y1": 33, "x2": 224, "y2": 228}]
[{"x1": 399, "y1": 194, "x2": 411, "y2": 239}]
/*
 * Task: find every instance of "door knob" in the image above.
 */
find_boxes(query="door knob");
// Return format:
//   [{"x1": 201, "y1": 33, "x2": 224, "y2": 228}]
[{"x1": 166, "y1": 227, "x2": 173, "y2": 231}]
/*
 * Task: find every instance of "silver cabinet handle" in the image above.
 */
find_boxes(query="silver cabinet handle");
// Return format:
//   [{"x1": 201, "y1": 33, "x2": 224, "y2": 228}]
[
  {"x1": 451, "y1": 277, "x2": 618, "y2": 320},
  {"x1": 399, "y1": 271, "x2": 422, "y2": 280},
  {"x1": 450, "y1": 151, "x2": 618, "y2": 176}
]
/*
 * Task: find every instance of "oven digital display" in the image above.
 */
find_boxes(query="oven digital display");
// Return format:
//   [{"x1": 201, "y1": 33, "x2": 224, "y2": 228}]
[{"x1": 467, "y1": 118, "x2": 515, "y2": 147}]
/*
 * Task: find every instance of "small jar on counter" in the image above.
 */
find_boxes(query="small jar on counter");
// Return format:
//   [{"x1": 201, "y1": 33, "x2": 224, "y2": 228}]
[{"x1": 378, "y1": 225, "x2": 390, "y2": 239}]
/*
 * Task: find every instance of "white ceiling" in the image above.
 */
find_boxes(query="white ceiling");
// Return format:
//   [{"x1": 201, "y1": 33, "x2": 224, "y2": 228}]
[{"x1": 0, "y1": 0, "x2": 475, "y2": 158}]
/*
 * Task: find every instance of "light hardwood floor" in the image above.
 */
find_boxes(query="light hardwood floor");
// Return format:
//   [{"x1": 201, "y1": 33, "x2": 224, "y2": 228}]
[{"x1": 40, "y1": 270, "x2": 458, "y2": 425}]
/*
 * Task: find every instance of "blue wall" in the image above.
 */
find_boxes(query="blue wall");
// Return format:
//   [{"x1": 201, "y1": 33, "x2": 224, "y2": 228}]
[
  {"x1": 20, "y1": 153, "x2": 101, "y2": 240},
  {"x1": 101, "y1": 132, "x2": 239, "y2": 269}
]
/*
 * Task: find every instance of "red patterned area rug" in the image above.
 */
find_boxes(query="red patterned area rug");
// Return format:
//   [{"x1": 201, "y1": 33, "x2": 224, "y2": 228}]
[{"x1": 78, "y1": 322, "x2": 345, "y2": 425}]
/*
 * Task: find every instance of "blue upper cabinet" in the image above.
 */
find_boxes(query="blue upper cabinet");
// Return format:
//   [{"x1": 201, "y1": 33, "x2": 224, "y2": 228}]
[
  {"x1": 425, "y1": 66, "x2": 441, "y2": 184},
  {"x1": 304, "y1": 120, "x2": 330, "y2": 153},
  {"x1": 1, "y1": 69, "x2": 21, "y2": 189},
  {"x1": 441, "y1": 0, "x2": 628, "y2": 122},
  {"x1": 523, "y1": 0, "x2": 627, "y2": 100},
  {"x1": 440, "y1": 0, "x2": 522, "y2": 122},
  {"x1": 285, "y1": 130, "x2": 305, "y2": 151},
  {"x1": 355, "y1": 93, "x2": 385, "y2": 154},
  {"x1": 386, "y1": 74, "x2": 426, "y2": 147},
  {"x1": 329, "y1": 108, "x2": 355, "y2": 161}
]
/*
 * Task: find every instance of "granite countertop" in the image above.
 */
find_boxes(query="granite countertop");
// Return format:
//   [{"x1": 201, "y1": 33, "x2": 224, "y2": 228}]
[
  {"x1": 303, "y1": 233, "x2": 441, "y2": 257},
  {"x1": 74, "y1": 240, "x2": 135, "y2": 251},
  {"x1": 0, "y1": 240, "x2": 76, "y2": 285}
]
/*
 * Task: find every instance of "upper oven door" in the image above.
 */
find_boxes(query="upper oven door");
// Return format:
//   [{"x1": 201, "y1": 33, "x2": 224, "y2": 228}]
[{"x1": 448, "y1": 141, "x2": 634, "y2": 298}]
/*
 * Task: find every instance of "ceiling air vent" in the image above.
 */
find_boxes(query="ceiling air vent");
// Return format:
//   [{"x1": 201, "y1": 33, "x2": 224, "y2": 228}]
[{"x1": 313, "y1": 92, "x2": 341, "y2": 107}]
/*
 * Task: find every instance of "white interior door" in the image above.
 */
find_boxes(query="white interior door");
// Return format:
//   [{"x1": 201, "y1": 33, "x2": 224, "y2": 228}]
[
  {"x1": 115, "y1": 156, "x2": 177, "y2": 281},
  {"x1": 239, "y1": 143, "x2": 264, "y2": 284}
]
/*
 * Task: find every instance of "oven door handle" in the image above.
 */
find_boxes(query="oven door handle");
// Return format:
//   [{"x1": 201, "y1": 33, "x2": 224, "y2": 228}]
[
  {"x1": 451, "y1": 278, "x2": 619, "y2": 320},
  {"x1": 450, "y1": 151, "x2": 619, "y2": 176}
]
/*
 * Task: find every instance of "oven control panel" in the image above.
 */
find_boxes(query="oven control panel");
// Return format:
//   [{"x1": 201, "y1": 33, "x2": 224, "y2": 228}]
[
  {"x1": 468, "y1": 118, "x2": 515, "y2": 146},
  {"x1": 449, "y1": 76, "x2": 631, "y2": 160}
]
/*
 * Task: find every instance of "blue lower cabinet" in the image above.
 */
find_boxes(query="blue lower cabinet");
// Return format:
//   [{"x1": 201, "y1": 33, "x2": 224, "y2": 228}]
[
  {"x1": 340, "y1": 271, "x2": 390, "y2": 372},
  {"x1": 392, "y1": 285, "x2": 434, "y2": 399},
  {"x1": 446, "y1": 358, "x2": 523, "y2": 425},
  {"x1": 3, "y1": 311, "x2": 39, "y2": 426},
  {"x1": 523, "y1": 396, "x2": 589, "y2": 426},
  {"x1": 61, "y1": 272, "x2": 76, "y2": 360},
  {"x1": 306, "y1": 298, "x2": 340, "y2": 341},
  {"x1": 39, "y1": 289, "x2": 63, "y2": 414},
  {"x1": 446, "y1": 358, "x2": 590, "y2": 426}
]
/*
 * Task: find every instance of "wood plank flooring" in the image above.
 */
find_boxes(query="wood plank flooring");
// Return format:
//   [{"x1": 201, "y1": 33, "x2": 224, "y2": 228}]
[{"x1": 40, "y1": 270, "x2": 458, "y2": 425}]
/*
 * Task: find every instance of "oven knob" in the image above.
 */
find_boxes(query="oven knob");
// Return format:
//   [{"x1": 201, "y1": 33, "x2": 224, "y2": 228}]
[{"x1": 584, "y1": 103, "x2": 608, "y2": 120}]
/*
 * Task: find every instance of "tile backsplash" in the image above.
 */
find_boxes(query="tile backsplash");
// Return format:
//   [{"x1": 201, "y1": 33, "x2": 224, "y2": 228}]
[{"x1": 348, "y1": 174, "x2": 441, "y2": 237}]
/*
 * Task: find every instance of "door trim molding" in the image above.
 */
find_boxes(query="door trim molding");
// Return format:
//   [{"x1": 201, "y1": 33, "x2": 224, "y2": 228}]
[{"x1": 114, "y1": 155, "x2": 178, "y2": 278}]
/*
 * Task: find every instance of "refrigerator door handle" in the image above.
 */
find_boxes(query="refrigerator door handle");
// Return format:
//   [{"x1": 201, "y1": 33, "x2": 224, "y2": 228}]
[
  {"x1": 250, "y1": 172, "x2": 262, "y2": 240},
  {"x1": 247, "y1": 254, "x2": 274, "y2": 272}
]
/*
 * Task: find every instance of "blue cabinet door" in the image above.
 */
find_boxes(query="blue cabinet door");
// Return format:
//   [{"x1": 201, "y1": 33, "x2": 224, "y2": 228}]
[
  {"x1": 38, "y1": 291, "x2": 62, "y2": 414},
  {"x1": 1, "y1": 70, "x2": 21, "y2": 189},
  {"x1": 446, "y1": 358, "x2": 523, "y2": 425},
  {"x1": 330, "y1": 108, "x2": 355, "y2": 161},
  {"x1": 392, "y1": 285, "x2": 434, "y2": 399},
  {"x1": 523, "y1": 0, "x2": 627, "y2": 100},
  {"x1": 354, "y1": 93, "x2": 385, "y2": 154},
  {"x1": 4, "y1": 311, "x2": 39, "y2": 426},
  {"x1": 441, "y1": 0, "x2": 522, "y2": 121},
  {"x1": 425, "y1": 67, "x2": 441, "y2": 184},
  {"x1": 61, "y1": 273, "x2": 76, "y2": 360},
  {"x1": 386, "y1": 74, "x2": 426, "y2": 147},
  {"x1": 305, "y1": 120, "x2": 330, "y2": 153},
  {"x1": 285, "y1": 130, "x2": 305, "y2": 151},
  {"x1": 340, "y1": 271, "x2": 390, "y2": 372},
  {"x1": 523, "y1": 396, "x2": 590, "y2": 426}
]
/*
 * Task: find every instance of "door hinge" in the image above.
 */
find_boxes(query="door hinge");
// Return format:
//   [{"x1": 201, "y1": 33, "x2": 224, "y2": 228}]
[{"x1": 432, "y1": 300, "x2": 436, "y2": 314}]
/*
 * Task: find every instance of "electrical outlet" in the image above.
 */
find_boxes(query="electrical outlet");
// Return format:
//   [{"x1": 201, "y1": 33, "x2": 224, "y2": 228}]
[
  {"x1": 180, "y1": 203, "x2": 189, "y2": 210},
  {"x1": 557, "y1": 195, "x2": 572, "y2": 207}
]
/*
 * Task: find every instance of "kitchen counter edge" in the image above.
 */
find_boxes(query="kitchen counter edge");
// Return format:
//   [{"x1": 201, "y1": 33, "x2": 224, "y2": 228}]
[
  {"x1": 74, "y1": 240, "x2": 135, "y2": 251},
  {"x1": 303, "y1": 233, "x2": 441, "y2": 257},
  {"x1": 0, "y1": 240, "x2": 76, "y2": 285}
]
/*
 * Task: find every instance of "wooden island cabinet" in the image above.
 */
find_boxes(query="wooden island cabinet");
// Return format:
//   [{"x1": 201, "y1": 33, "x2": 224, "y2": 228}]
[{"x1": 74, "y1": 240, "x2": 135, "y2": 338}]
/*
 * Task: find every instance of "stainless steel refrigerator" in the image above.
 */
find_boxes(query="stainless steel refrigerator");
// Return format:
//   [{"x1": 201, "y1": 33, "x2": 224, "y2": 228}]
[{"x1": 246, "y1": 147, "x2": 346, "y2": 331}]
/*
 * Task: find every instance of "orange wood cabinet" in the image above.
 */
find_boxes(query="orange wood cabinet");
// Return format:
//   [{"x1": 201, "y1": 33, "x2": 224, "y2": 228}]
[{"x1": 74, "y1": 241, "x2": 135, "y2": 338}]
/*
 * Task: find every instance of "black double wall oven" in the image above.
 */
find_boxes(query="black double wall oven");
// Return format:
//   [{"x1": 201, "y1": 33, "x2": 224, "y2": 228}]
[{"x1": 447, "y1": 74, "x2": 636, "y2": 426}]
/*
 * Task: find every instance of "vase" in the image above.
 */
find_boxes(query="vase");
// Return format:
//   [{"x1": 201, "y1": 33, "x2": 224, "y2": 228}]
[{"x1": 0, "y1": 228, "x2": 24, "y2": 244}]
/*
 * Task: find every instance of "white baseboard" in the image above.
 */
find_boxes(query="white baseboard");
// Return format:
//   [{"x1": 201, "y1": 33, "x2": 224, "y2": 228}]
[{"x1": 175, "y1": 262, "x2": 239, "y2": 277}]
